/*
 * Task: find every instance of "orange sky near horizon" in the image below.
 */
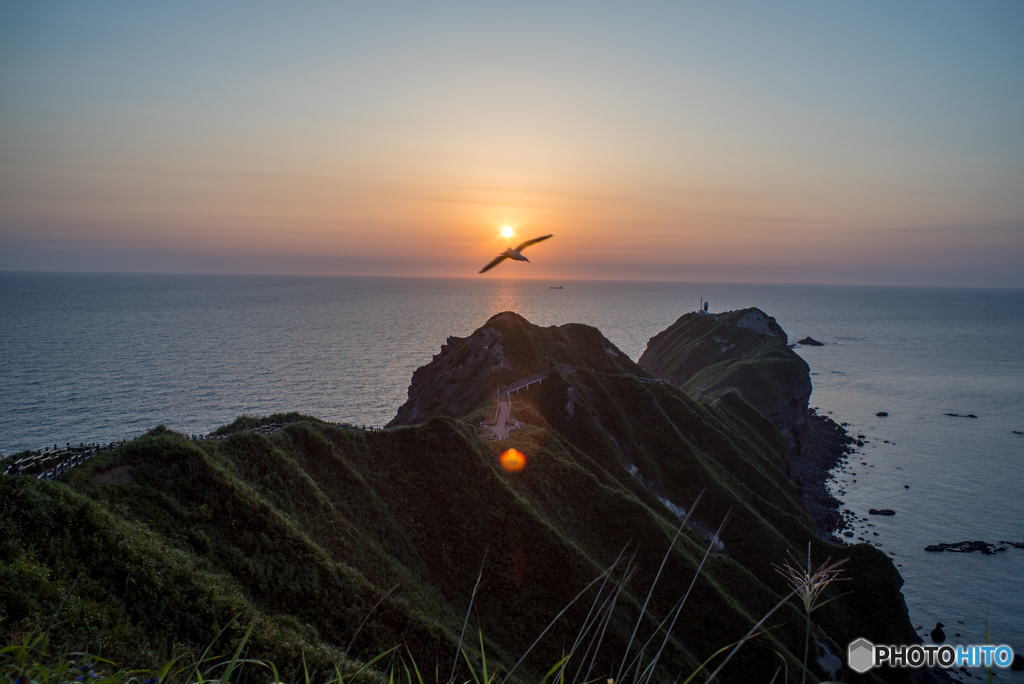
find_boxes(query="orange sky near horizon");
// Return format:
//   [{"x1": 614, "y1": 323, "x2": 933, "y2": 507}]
[{"x1": 1, "y1": 3, "x2": 1022, "y2": 286}]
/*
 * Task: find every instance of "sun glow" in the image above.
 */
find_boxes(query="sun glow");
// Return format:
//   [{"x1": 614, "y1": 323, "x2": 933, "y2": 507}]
[{"x1": 501, "y1": 226, "x2": 514, "y2": 239}]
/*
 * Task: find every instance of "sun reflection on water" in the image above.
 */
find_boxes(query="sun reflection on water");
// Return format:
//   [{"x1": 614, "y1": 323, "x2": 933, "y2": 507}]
[{"x1": 488, "y1": 283, "x2": 525, "y2": 317}]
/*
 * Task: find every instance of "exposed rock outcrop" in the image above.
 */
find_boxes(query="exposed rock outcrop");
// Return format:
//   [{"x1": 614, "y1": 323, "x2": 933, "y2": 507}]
[
  {"x1": 388, "y1": 324, "x2": 508, "y2": 426},
  {"x1": 388, "y1": 311, "x2": 639, "y2": 427}
]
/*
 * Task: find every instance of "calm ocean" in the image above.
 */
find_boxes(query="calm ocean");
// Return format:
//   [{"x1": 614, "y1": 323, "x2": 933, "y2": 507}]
[{"x1": 2, "y1": 272, "x2": 1022, "y2": 666}]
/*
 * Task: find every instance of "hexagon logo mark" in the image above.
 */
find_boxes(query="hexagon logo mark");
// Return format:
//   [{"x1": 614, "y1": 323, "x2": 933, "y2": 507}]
[{"x1": 848, "y1": 638, "x2": 875, "y2": 673}]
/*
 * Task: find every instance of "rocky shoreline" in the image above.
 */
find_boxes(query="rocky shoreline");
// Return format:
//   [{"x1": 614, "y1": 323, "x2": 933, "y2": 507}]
[
  {"x1": 788, "y1": 408, "x2": 854, "y2": 541},
  {"x1": 792, "y1": 413, "x2": 967, "y2": 684}
]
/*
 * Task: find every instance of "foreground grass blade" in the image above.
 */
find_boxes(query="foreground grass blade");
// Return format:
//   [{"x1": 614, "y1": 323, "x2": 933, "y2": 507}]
[
  {"x1": 565, "y1": 544, "x2": 627, "y2": 663},
  {"x1": 188, "y1": 616, "x2": 240, "y2": 684},
  {"x1": 216, "y1": 622, "x2": 255, "y2": 684},
  {"x1": 576, "y1": 560, "x2": 637, "y2": 684},
  {"x1": 451, "y1": 548, "x2": 488, "y2": 683},
  {"x1": 553, "y1": 545, "x2": 631, "y2": 684},
  {"x1": 538, "y1": 654, "x2": 571, "y2": 684},
  {"x1": 461, "y1": 647, "x2": 481, "y2": 684},
  {"x1": 329, "y1": 645, "x2": 399, "y2": 684},
  {"x1": 566, "y1": 549, "x2": 631, "y2": 684},
  {"x1": 615, "y1": 491, "x2": 703, "y2": 684},
  {"x1": 479, "y1": 629, "x2": 490, "y2": 684},
  {"x1": 346, "y1": 583, "x2": 400, "y2": 658},
  {"x1": 407, "y1": 646, "x2": 427, "y2": 684},
  {"x1": 704, "y1": 558, "x2": 847, "y2": 683},
  {"x1": 499, "y1": 563, "x2": 618, "y2": 684},
  {"x1": 635, "y1": 510, "x2": 731, "y2": 684}
]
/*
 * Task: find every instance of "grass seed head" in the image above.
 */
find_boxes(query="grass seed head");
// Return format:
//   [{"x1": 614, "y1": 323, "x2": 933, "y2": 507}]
[{"x1": 772, "y1": 542, "x2": 848, "y2": 614}]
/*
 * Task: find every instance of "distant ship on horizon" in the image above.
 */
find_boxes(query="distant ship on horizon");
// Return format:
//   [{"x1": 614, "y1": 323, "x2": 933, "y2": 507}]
[{"x1": 549, "y1": 286, "x2": 564, "y2": 289}]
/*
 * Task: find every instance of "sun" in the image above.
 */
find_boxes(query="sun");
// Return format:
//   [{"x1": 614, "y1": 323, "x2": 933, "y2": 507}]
[{"x1": 501, "y1": 226, "x2": 514, "y2": 239}]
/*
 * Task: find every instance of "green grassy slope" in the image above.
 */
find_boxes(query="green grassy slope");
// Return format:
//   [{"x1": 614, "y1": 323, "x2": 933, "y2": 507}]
[
  {"x1": 638, "y1": 309, "x2": 808, "y2": 410},
  {"x1": 1, "y1": 313, "x2": 915, "y2": 683},
  {"x1": 638, "y1": 309, "x2": 813, "y2": 459}
]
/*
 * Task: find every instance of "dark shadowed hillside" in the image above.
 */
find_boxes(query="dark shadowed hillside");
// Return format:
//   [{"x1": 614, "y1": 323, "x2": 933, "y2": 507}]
[{"x1": 2, "y1": 312, "x2": 919, "y2": 683}]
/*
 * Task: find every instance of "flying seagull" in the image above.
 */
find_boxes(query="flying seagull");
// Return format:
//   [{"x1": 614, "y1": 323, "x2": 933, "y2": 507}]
[{"x1": 479, "y1": 234, "x2": 553, "y2": 274}]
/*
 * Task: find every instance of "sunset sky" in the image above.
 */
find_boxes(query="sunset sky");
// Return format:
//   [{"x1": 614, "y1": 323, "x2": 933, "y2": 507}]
[{"x1": 1, "y1": 3, "x2": 1022, "y2": 286}]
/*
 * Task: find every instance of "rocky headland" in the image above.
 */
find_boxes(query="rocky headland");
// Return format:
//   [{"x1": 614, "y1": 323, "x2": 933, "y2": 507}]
[
  {"x1": 1, "y1": 310, "x2": 921, "y2": 683},
  {"x1": 634, "y1": 308, "x2": 871, "y2": 544}
]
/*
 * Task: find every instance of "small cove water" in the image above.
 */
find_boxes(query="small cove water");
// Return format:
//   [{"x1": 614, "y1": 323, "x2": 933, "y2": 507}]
[{"x1": 2, "y1": 272, "x2": 1022, "y2": 670}]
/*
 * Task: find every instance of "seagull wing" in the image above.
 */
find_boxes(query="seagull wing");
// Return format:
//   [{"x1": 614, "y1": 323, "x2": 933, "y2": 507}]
[
  {"x1": 479, "y1": 254, "x2": 509, "y2": 273},
  {"x1": 514, "y1": 234, "x2": 553, "y2": 252}
]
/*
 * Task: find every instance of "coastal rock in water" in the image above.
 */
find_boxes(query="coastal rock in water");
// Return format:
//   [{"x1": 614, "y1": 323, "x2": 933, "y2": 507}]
[
  {"x1": 924, "y1": 540, "x2": 1014, "y2": 554},
  {"x1": 868, "y1": 508, "x2": 895, "y2": 516},
  {"x1": 875, "y1": 411, "x2": 888, "y2": 417},
  {"x1": 1012, "y1": 653, "x2": 1024, "y2": 670},
  {"x1": 797, "y1": 337, "x2": 824, "y2": 346},
  {"x1": 944, "y1": 412, "x2": 979, "y2": 418}
]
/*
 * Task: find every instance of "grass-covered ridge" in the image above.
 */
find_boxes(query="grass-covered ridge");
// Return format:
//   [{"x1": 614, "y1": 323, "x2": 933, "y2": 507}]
[
  {"x1": 638, "y1": 308, "x2": 813, "y2": 459},
  {"x1": 2, "y1": 313, "x2": 916, "y2": 683},
  {"x1": 638, "y1": 308, "x2": 808, "y2": 409}
]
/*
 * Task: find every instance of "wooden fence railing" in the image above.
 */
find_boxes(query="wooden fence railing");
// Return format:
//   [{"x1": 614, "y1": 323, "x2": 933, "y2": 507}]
[
  {"x1": 4, "y1": 420, "x2": 388, "y2": 479},
  {"x1": 5, "y1": 442, "x2": 120, "y2": 480},
  {"x1": 501, "y1": 364, "x2": 576, "y2": 395}
]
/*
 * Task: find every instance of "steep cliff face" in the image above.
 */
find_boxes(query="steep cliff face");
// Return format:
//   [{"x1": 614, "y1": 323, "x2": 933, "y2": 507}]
[
  {"x1": 387, "y1": 324, "x2": 509, "y2": 427},
  {"x1": 638, "y1": 308, "x2": 812, "y2": 460}
]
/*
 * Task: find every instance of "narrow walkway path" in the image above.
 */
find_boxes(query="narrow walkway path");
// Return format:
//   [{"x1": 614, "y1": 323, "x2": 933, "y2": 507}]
[
  {"x1": 484, "y1": 364, "x2": 576, "y2": 441},
  {"x1": 502, "y1": 364, "x2": 576, "y2": 395},
  {"x1": 493, "y1": 394, "x2": 511, "y2": 440}
]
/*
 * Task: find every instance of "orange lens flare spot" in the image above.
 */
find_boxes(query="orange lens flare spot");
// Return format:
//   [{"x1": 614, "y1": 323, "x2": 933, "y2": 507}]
[{"x1": 499, "y1": 448, "x2": 527, "y2": 473}]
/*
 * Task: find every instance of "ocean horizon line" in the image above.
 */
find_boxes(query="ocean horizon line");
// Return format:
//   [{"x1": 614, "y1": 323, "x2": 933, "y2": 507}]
[{"x1": 3, "y1": 269, "x2": 1023, "y2": 291}]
